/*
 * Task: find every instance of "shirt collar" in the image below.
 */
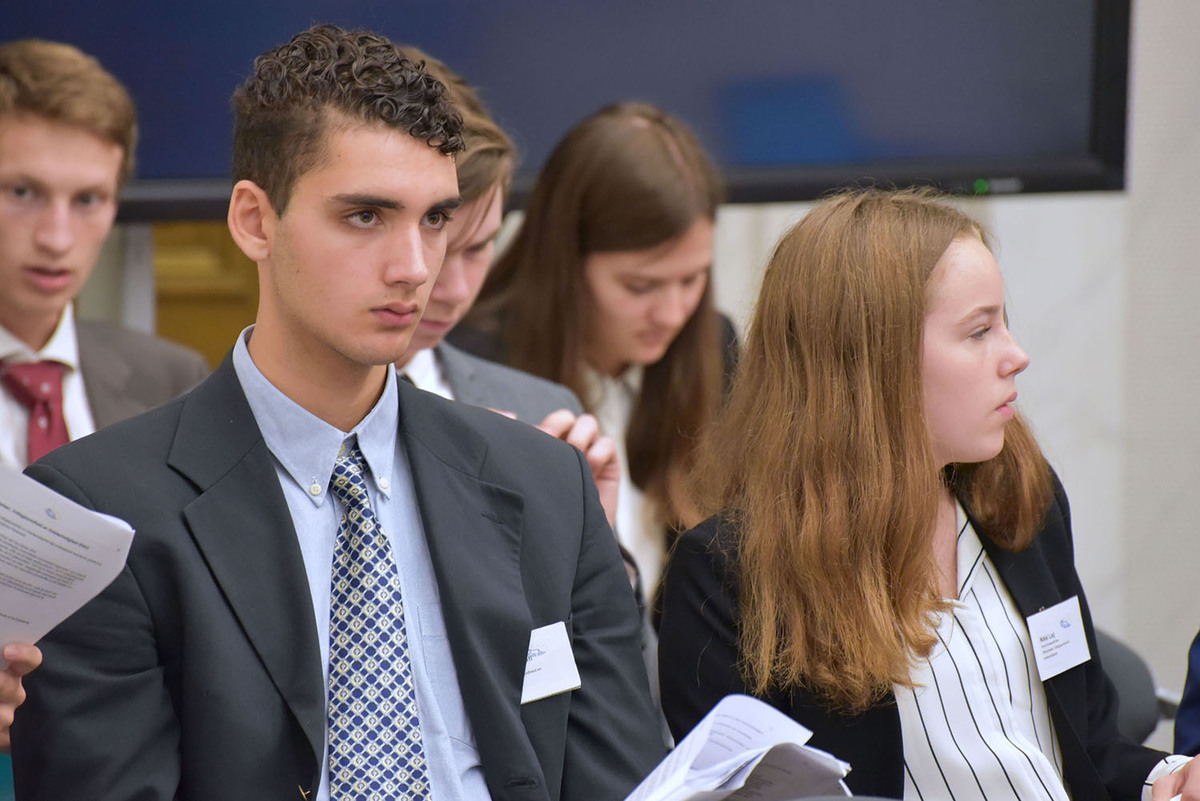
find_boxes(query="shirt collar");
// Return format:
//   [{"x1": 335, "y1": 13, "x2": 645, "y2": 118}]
[
  {"x1": 955, "y1": 501, "x2": 988, "y2": 600},
  {"x1": 581, "y1": 361, "x2": 643, "y2": 405},
  {"x1": 400, "y1": 347, "x2": 441, "y2": 391},
  {"x1": 231, "y1": 325, "x2": 399, "y2": 506},
  {"x1": 0, "y1": 303, "x2": 81, "y2": 370}
]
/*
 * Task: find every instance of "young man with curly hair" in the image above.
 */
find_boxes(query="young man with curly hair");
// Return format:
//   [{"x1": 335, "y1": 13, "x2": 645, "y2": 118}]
[{"x1": 13, "y1": 25, "x2": 664, "y2": 801}]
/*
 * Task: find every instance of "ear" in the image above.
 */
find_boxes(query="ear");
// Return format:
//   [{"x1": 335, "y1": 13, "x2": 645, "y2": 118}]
[{"x1": 227, "y1": 180, "x2": 276, "y2": 263}]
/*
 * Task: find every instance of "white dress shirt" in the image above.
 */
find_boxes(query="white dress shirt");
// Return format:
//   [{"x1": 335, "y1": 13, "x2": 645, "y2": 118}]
[
  {"x1": 582, "y1": 363, "x2": 664, "y2": 596},
  {"x1": 0, "y1": 305, "x2": 96, "y2": 468},
  {"x1": 400, "y1": 347, "x2": 455, "y2": 400},
  {"x1": 232, "y1": 327, "x2": 491, "y2": 801}
]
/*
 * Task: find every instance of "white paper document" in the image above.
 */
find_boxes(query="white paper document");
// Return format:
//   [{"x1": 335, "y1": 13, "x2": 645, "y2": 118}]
[
  {"x1": 0, "y1": 465, "x2": 133, "y2": 666},
  {"x1": 626, "y1": 694, "x2": 851, "y2": 801}
]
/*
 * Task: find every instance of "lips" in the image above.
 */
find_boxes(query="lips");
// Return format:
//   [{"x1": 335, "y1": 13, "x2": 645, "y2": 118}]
[
  {"x1": 996, "y1": 391, "x2": 1018, "y2": 420},
  {"x1": 372, "y1": 301, "x2": 421, "y2": 327},
  {"x1": 418, "y1": 318, "x2": 453, "y2": 333},
  {"x1": 24, "y1": 266, "x2": 75, "y2": 294}
]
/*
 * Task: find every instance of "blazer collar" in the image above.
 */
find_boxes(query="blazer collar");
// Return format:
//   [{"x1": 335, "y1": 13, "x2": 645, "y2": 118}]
[
  {"x1": 169, "y1": 356, "x2": 327, "y2": 775},
  {"x1": 434, "y1": 342, "x2": 481, "y2": 406}
]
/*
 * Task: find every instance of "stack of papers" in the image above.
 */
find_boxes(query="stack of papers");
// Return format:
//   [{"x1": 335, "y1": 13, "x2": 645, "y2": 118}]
[
  {"x1": 0, "y1": 465, "x2": 134, "y2": 668},
  {"x1": 627, "y1": 694, "x2": 851, "y2": 800}
]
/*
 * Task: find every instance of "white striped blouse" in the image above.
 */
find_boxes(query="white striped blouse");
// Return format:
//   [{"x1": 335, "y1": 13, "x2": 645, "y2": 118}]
[
  {"x1": 895, "y1": 505, "x2": 1188, "y2": 801},
  {"x1": 897, "y1": 506, "x2": 1069, "y2": 800}
]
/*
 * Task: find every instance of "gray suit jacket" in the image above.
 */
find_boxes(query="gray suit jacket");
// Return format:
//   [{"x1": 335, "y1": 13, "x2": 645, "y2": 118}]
[
  {"x1": 76, "y1": 319, "x2": 210, "y2": 428},
  {"x1": 436, "y1": 342, "x2": 583, "y2": 424},
  {"x1": 13, "y1": 356, "x2": 665, "y2": 801}
]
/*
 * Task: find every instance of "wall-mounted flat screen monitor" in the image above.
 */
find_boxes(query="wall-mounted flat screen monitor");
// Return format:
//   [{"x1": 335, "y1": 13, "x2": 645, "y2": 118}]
[{"x1": 6, "y1": 0, "x2": 1129, "y2": 220}]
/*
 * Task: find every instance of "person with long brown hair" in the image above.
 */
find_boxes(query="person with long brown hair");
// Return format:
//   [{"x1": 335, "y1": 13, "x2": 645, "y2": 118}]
[
  {"x1": 451, "y1": 102, "x2": 736, "y2": 601},
  {"x1": 658, "y1": 188, "x2": 1200, "y2": 800},
  {"x1": 392, "y1": 47, "x2": 621, "y2": 529}
]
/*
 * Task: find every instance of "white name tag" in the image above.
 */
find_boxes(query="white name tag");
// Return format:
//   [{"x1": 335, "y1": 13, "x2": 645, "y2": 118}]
[
  {"x1": 1026, "y1": 596, "x2": 1091, "y2": 681},
  {"x1": 520, "y1": 621, "x2": 581, "y2": 704}
]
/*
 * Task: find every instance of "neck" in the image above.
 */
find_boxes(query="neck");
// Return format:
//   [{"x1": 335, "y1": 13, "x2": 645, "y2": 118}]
[
  {"x1": 247, "y1": 328, "x2": 386, "y2": 433},
  {"x1": 932, "y1": 487, "x2": 959, "y2": 599},
  {"x1": 583, "y1": 349, "x2": 629, "y2": 379},
  {"x1": 0, "y1": 307, "x2": 64, "y2": 353}
]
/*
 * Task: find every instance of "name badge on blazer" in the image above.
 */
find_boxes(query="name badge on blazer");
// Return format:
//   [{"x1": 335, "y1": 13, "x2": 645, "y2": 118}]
[
  {"x1": 1026, "y1": 596, "x2": 1091, "y2": 681},
  {"x1": 521, "y1": 621, "x2": 581, "y2": 704}
]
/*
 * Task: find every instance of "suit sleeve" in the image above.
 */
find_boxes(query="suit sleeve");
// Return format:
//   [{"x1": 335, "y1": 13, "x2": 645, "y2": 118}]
[
  {"x1": 1176, "y1": 631, "x2": 1200, "y2": 756},
  {"x1": 657, "y1": 518, "x2": 748, "y2": 742},
  {"x1": 560, "y1": 446, "x2": 668, "y2": 801},
  {"x1": 11, "y1": 464, "x2": 181, "y2": 801}
]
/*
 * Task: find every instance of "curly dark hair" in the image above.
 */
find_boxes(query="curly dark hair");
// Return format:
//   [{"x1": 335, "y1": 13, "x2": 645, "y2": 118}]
[{"x1": 231, "y1": 24, "x2": 464, "y2": 214}]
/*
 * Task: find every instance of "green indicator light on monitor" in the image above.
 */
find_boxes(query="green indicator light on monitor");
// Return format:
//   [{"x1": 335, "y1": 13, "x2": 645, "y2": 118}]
[{"x1": 973, "y1": 178, "x2": 990, "y2": 194}]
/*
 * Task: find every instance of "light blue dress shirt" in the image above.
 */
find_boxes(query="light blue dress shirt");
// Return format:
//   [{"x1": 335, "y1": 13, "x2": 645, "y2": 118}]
[{"x1": 232, "y1": 328, "x2": 491, "y2": 801}]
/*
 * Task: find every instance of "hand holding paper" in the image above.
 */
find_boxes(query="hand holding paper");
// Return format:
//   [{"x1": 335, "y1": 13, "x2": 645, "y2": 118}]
[{"x1": 0, "y1": 465, "x2": 134, "y2": 662}]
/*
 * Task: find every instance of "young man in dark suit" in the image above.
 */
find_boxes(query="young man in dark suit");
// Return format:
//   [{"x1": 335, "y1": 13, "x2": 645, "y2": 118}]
[
  {"x1": 12, "y1": 24, "x2": 664, "y2": 801},
  {"x1": 0, "y1": 40, "x2": 209, "y2": 471}
]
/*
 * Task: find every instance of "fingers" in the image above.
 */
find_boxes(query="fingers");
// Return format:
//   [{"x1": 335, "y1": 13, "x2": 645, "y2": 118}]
[
  {"x1": 536, "y1": 408, "x2": 579, "y2": 439},
  {"x1": 3, "y1": 643, "x2": 43, "y2": 677}
]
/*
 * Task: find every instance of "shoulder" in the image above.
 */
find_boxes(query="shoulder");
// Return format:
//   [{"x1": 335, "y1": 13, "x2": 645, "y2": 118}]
[
  {"x1": 27, "y1": 395, "x2": 187, "y2": 501},
  {"x1": 399, "y1": 380, "x2": 586, "y2": 479},
  {"x1": 667, "y1": 513, "x2": 742, "y2": 596},
  {"x1": 438, "y1": 342, "x2": 583, "y2": 419},
  {"x1": 77, "y1": 320, "x2": 209, "y2": 378}
]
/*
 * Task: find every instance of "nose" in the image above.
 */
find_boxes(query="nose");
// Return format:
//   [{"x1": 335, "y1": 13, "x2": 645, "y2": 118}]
[
  {"x1": 32, "y1": 200, "x2": 75, "y2": 256},
  {"x1": 430, "y1": 252, "x2": 470, "y2": 304},
  {"x1": 384, "y1": 225, "x2": 432, "y2": 288},
  {"x1": 1001, "y1": 329, "x2": 1030, "y2": 377},
  {"x1": 650, "y1": 285, "x2": 694, "y2": 329}
]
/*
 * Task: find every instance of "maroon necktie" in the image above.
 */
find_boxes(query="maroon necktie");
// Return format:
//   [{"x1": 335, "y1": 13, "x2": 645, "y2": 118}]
[{"x1": 0, "y1": 360, "x2": 70, "y2": 463}]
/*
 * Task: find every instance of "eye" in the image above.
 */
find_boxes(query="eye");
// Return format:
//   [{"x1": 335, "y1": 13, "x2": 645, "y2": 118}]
[
  {"x1": 347, "y1": 209, "x2": 378, "y2": 228},
  {"x1": 424, "y1": 210, "x2": 451, "y2": 230},
  {"x1": 969, "y1": 326, "x2": 992, "y2": 340},
  {"x1": 622, "y1": 282, "x2": 654, "y2": 296},
  {"x1": 4, "y1": 183, "x2": 34, "y2": 201},
  {"x1": 74, "y1": 191, "x2": 104, "y2": 209}
]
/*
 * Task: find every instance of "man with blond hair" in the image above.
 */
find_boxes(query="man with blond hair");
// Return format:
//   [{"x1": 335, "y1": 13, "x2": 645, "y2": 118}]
[{"x1": 0, "y1": 40, "x2": 208, "y2": 470}]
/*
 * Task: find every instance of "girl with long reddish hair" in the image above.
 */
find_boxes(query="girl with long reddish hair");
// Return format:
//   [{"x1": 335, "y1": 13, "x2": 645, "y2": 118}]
[{"x1": 659, "y1": 188, "x2": 1199, "y2": 800}]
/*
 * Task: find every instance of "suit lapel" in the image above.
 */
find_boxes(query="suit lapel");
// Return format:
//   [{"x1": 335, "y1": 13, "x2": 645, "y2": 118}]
[
  {"x1": 397, "y1": 382, "x2": 544, "y2": 789},
  {"x1": 76, "y1": 321, "x2": 138, "y2": 429},
  {"x1": 972, "y1": 502, "x2": 1111, "y2": 801},
  {"x1": 169, "y1": 358, "x2": 326, "y2": 767}
]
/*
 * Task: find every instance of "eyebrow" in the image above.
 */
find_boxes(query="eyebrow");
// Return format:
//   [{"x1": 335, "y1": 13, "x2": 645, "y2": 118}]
[
  {"x1": 956, "y1": 304, "x2": 1003, "y2": 326},
  {"x1": 330, "y1": 193, "x2": 463, "y2": 213}
]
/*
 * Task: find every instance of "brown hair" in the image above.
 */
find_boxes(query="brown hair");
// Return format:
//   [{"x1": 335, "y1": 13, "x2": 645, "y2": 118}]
[
  {"x1": 691, "y1": 188, "x2": 1053, "y2": 711},
  {"x1": 402, "y1": 47, "x2": 516, "y2": 205},
  {"x1": 0, "y1": 39, "x2": 137, "y2": 186},
  {"x1": 231, "y1": 24, "x2": 464, "y2": 215},
  {"x1": 469, "y1": 101, "x2": 726, "y2": 531}
]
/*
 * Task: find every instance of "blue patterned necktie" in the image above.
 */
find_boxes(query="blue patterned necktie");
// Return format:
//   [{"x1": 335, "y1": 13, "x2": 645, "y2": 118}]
[{"x1": 327, "y1": 442, "x2": 430, "y2": 798}]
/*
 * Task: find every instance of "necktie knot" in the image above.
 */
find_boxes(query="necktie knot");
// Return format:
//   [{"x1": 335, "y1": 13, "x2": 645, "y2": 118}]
[
  {"x1": 1, "y1": 360, "x2": 66, "y2": 407},
  {"x1": 1, "y1": 360, "x2": 70, "y2": 463},
  {"x1": 329, "y1": 444, "x2": 370, "y2": 508}
]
